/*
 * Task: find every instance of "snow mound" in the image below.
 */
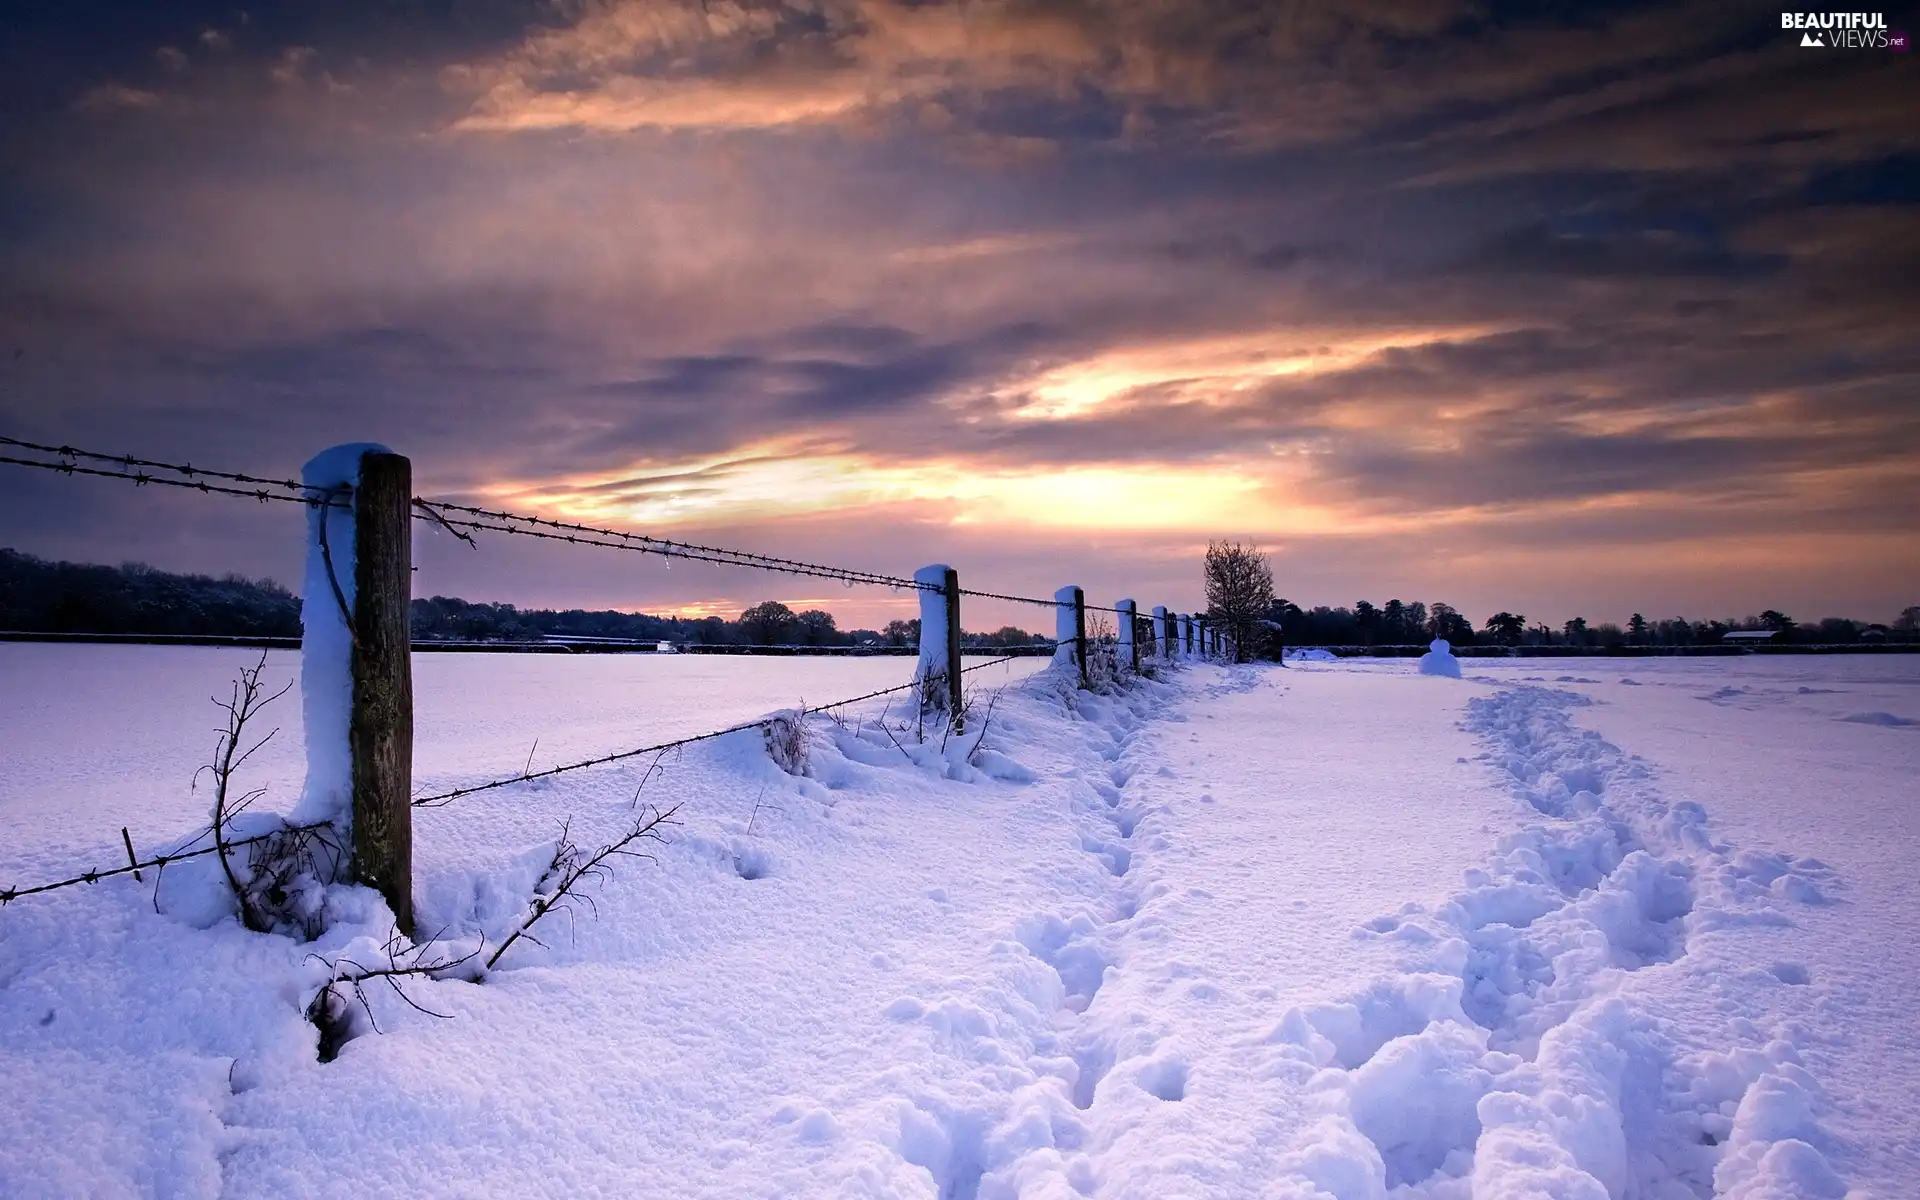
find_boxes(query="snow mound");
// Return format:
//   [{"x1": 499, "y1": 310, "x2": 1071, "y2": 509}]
[
  {"x1": 1838, "y1": 711, "x2": 1915, "y2": 728},
  {"x1": 1418, "y1": 639, "x2": 1462, "y2": 679},
  {"x1": 1287, "y1": 648, "x2": 1338, "y2": 663}
]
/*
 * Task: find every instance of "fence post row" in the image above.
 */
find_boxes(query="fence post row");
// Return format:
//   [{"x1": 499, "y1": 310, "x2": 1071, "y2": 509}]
[{"x1": 1116, "y1": 599, "x2": 1138, "y2": 672}]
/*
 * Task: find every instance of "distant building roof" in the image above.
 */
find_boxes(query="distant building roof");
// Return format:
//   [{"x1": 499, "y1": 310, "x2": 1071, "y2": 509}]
[{"x1": 1722, "y1": 630, "x2": 1779, "y2": 641}]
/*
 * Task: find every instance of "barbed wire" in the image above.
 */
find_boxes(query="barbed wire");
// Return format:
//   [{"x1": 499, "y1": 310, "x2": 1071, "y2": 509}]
[
  {"x1": 410, "y1": 652, "x2": 1032, "y2": 807},
  {"x1": 953, "y1": 583, "x2": 1131, "y2": 616},
  {"x1": 0, "y1": 821, "x2": 332, "y2": 906},
  {"x1": 0, "y1": 453, "x2": 337, "y2": 509},
  {"x1": 413, "y1": 499, "x2": 928, "y2": 591},
  {"x1": 0, "y1": 645, "x2": 1063, "y2": 904},
  {"x1": 416, "y1": 511, "x2": 928, "y2": 591},
  {"x1": 1, "y1": 431, "x2": 1184, "y2": 616},
  {"x1": 0, "y1": 435, "x2": 311, "y2": 496}
]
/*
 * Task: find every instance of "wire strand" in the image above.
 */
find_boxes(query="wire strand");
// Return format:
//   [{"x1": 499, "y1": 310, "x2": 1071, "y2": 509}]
[
  {"x1": 0, "y1": 453, "x2": 339, "y2": 508},
  {"x1": 0, "y1": 821, "x2": 333, "y2": 906},
  {"x1": 409, "y1": 653, "x2": 1032, "y2": 808},
  {"x1": 415, "y1": 512, "x2": 926, "y2": 590},
  {"x1": 0, "y1": 435, "x2": 311, "y2": 495},
  {"x1": 4, "y1": 433, "x2": 1159, "y2": 613}
]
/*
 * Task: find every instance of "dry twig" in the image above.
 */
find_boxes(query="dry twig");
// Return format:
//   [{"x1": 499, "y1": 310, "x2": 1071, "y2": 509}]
[
  {"x1": 486, "y1": 804, "x2": 680, "y2": 971},
  {"x1": 197, "y1": 650, "x2": 296, "y2": 933},
  {"x1": 306, "y1": 928, "x2": 482, "y2": 1061}
]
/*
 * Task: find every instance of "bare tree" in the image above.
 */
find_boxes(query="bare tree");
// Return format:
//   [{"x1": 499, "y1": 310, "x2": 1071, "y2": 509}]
[
  {"x1": 794, "y1": 609, "x2": 838, "y2": 646},
  {"x1": 1204, "y1": 541, "x2": 1273, "y2": 663},
  {"x1": 738, "y1": 600, "x2": 797, "y2": 645}
]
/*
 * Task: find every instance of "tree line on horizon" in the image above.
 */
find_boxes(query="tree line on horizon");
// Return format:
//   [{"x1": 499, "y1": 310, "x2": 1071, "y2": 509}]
[
  {"x1": 0, "y1": 549, "x2": 1044, "y2": 648},
  {"x1": 3, "y1": 547, "x2": 1913, "y2": 650},
  {"x1": 1269, "y1": 599, "x2": 1920, "y2": 648}
]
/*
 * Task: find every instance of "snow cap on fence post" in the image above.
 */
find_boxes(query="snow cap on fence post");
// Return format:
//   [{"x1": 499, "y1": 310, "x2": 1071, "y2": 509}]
[
  {"x1": 913, "y1": 564, "x2": 957, "y2": 723},
  {"x1": 1116, "y1": 599, "x2": 1138, "y2": 671},
  {"x1": 294, "y1": 441, "x2": 415, "y2": 935},
  {"x1": 1177, "y1": 613, "x2": 1192, "y2": 659},
  {"x1": 295, "y1": 442, "x2": 389, "y2": 831},
  {"x1": 1152, "y1": 606, "x2": 1170, "y2": 658}
]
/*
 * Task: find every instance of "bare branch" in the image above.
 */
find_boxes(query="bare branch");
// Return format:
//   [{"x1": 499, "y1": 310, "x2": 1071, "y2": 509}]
[
  {"x1": 486, "y1": 805, "x2": 681, "y2": 971},
  {"x1": 305, "y1": 927, "x2": 481, "y2": 1062}
]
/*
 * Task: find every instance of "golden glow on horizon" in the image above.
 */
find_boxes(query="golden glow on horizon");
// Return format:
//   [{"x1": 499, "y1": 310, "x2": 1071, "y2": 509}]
[
  {"x1": 482, "y1": 448, "x2": 1292, "y2": 534},
  {"x1": 889, "y1": 233, "x2": 1078, "y2": 265},
  {"x1": 1003, "y1": 326, "x2": 1514, "y2": 422},
  {"x1": 467, "y1": 324, "x2": 1812, "y2": 551}
]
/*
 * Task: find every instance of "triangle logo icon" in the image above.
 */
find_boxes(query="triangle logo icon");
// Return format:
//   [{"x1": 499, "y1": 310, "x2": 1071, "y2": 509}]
[{"x1": 1801, "y1": 31, "x2": 1824, "y2": 46}]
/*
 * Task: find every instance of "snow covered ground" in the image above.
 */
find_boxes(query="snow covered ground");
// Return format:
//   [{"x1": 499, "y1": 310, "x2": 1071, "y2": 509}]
[{"x1": 1, "y1": 647, "x2": 1914, "y2": 1197}]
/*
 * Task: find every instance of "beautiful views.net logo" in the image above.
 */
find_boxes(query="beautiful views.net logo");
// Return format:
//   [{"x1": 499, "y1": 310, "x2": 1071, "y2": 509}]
[{"x1": 1781, "y1": 12, "x2": 1904, "y2": 48}]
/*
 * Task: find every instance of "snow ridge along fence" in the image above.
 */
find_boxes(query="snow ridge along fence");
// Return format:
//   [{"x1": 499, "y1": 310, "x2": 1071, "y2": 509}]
[{"x1": 1, "y1": 435, "x2": 1230, "y2": 924}]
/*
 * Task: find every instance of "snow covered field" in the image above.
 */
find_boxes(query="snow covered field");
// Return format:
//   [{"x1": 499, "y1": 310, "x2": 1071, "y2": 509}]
[{"x1": 1, "y1": 647, "x2": 1914, "y2": 1197}]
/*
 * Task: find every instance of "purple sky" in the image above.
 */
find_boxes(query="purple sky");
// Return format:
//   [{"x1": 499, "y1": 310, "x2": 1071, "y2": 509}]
[{"x1": 2, "y1": 2, "x2": 1915, "y2": 631}]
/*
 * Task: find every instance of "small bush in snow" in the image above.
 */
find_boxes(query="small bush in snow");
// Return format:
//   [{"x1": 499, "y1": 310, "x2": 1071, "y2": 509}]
[
  {"x1": 1081, "y1": 616, "x2": 1125, "y2": 694},
  {"x1": 198, "y1": 650, "x2": 339, "y2": 938},
  {"x1": 764, "y1": 708, "x2": 810, "y2": 775}
]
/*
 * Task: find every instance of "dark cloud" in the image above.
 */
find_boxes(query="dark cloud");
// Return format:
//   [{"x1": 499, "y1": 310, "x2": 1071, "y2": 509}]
[{"x1": 0, "y1": 0, "x2": 1915, "y2": 624}]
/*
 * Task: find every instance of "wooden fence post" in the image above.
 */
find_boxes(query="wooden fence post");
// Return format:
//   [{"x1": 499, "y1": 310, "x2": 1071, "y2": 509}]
[
  {"x1": 944, "y1": 567, "x2": 963, "y2": 730},
  {"x1": 1152, "y1": 606, "x2": 1170, "y2": 658},
  {"x1": 351, "y1": 451, "x2": 414, "y2": 936},
  {"x1": 1074, "y1": 587, "x2": 1088, "y2": 688},
  {"x1": 1116, "y1": 599, "x2": 1138, "y2": 672}
]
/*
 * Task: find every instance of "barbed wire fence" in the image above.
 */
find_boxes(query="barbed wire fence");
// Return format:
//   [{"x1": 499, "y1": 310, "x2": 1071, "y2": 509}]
[{"x1": 0, "y1": 434, "x2": 1228, "y2": 914}]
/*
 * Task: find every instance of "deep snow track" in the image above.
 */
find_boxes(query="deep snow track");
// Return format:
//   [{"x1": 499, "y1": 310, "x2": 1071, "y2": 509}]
[
  {"x1": 1298, "y1": 687, "x2": 1853, "y2": 1199},
  {"x1": 866, "y1": 673, "x2": 1860, "y2": 1198},
  {"x1": 0, "y1": 659, "x2": 1883, "y2": 1198}
]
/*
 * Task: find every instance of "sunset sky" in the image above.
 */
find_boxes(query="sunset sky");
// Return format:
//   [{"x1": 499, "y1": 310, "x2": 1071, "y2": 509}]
[{"x1": 1, "y1": 1, "x2": 1915, "y2": 631}]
